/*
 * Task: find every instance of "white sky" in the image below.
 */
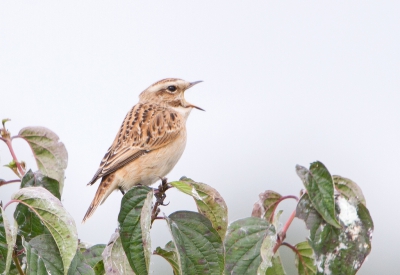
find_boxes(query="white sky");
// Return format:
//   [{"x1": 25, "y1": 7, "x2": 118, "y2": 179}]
[{"x1": 1, "y1": 1, "x2": 399, "y2": 274}]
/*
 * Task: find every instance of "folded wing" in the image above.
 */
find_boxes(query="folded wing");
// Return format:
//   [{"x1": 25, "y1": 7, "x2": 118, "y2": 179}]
[{"x1": 87, "y1": 103, "x2": 183, "y2": 185}]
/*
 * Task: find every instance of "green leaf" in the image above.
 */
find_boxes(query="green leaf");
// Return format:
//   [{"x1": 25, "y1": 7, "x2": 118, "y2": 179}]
[
  {"x1": 15, "y1": 170, "x2": 62, "y2": 243},
  {"x1": 92, "y1": 261, "x2": 105, "y2": 275},
  {"x1": 257, "y1": 224, "x2": 277, "y2": 274},
  {"x1": 118, "y1": 186, "x2": 153, "y2": 275},
  {"x1": 333, "y1": 175, "x2": 366, "y2": 206},
  {"x1": 18, "y1": 126, "x2": 68, "y2": 194},
  {"x1": 80, "y1": 244, "x2": 105, "y2": 275},
  {"x1": 81, "y1": 244, "x2": 106, "y2": 268},
  {"x1": 4, "y1": 160, "x2": 17, "y2": 169},
  {"x1": 67, "y1": 250, "x2": 95, "y2": 275},
  {"x1": 296, "y1": 162, "x2": 341, "y2": 228},
  {"x1": 78, "y1": 242, "x2": 92, "y2": 251},
  {"x1": 295, "y1": 241, "x2": 316, "y2": 275},
  {"x1": 13, "y1": 187, "x2": 78, "y2": 275},
  {"x1": 24, "y1": 234, "x2": 64, "y2": 275},
  {"x1": 8, "y1": 235, "x2": 24, "y2": 275},
  {"x1": 102, "y1": 232, "x2": 135, "y2": 275},
  {"x1": 154, "y1": 241, "x2": 181, "y2": 275},
  {"x1": 1, "y1": 118, "x2": 11, "y2": 128},
  {"x1": 0, "y1": 119, "x2": 11, "y2": 140},
  {"x1": 7, "y1": 265, "x2": 21, "y2": 275},
  {"x1": 4, "y1": 160, "x2": 19, "y2": 177},
  {"x1": 21, "y1": 169, "x2": 61, "y2": 199},
  {"x1": 170, "y1": 177, "x2": 228, "y2": 239},
  {"x1": 14, "y1": 203, "x2": 50, "y2": 241},
  {"x1": 296, "y1": 194, "x2": 323, "y2": 240},
  {"x1": 296, "y1": 193, "x2": 373, "y2": 275},
  {"x1": 0, "y1": 206, "x2": 16, "y2": 274},
  {"x1": 265, "y1": 254, "x2": 286, "y2": 275},
  {"x1": 224, "y1": 217, "x2": 274, "y2": 275},
  {"x1": 167, "y1": 211, "x2": 224, "y2": 275},
  {"x1": 252, "y1": 190, "x2": 282, "y2": 223}
]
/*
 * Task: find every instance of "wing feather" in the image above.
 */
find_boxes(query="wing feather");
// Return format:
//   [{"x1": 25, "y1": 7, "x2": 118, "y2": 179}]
[{"x1": 87, "y1": 103, "x2": 183, "y2": 185}]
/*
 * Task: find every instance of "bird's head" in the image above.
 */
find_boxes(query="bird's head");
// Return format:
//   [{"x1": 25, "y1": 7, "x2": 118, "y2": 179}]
[{"x1": 139, "y1": 78, "x2": 204, "y2": 112}]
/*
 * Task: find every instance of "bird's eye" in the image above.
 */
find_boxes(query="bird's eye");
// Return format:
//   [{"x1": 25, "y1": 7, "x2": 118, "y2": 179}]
[{"x1": 167, "y1": 85, "x2": 177, "y2": 92}]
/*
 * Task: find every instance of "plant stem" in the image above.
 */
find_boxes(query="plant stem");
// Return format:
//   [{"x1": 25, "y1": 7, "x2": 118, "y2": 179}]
[
  {"x1": 12, "y1": 249, "x2": 25, "y2": 275},
  {"x1": 4, "y1": 138, "x2": 25, "y2": 176},
  {"x1": 3, "y1": 199, "x2": 24, "y2": 211},
  {"x1": 273, "y1": 209, "x2": 297, "y2": 254},
  {"x1": 281, "y1": 242, "x2": 299, "y2": 254},
  {"x1": 0, "y1": 179, "x2": 21, "y2": 187},
  {"x1": 270, "y1": 195, "x2": 298, "y2": 222},
  {"x1": 151, "y1": 178, "x2": 170, "y2": 226},
  {"x1": 281, "y1": 242, "x2": 308, "y2": 272}
]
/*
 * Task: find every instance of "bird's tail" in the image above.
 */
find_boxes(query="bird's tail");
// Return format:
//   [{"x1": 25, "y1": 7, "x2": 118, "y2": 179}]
[{"x1": 82, "y1": 174, "x2": 115, "y2": 223}]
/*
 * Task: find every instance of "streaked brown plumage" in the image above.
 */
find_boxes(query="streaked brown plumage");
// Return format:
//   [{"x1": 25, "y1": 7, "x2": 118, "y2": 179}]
[{"x1": 83, "y1": 78, "x2": 203, "y2": 222}]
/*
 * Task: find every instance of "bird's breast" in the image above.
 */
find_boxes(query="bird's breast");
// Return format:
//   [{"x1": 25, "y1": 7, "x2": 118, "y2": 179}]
[{"x1": 117, "y1": 129, "x2": 187, "y2": 188}]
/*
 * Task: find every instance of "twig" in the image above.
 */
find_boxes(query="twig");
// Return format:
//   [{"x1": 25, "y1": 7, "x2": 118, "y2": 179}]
[
  {"x1": 4, "y1": 138, "x2": 25, "y2": 177},
  {"x1": 3, "y1": 199, "x2": 30, "y2": 212},
  {"x1": 0, "y1": 179, "x2": 21, "y2": 187},
  {"x1": 12, "y1": 249, "x2": 25, "y2": 275},
  {"x1": 11, "y1": 135, "x2": 22, "y2": 140},
  {"x1": 151, "y1": 178, "x2": 170, "y2": 226},
  {"x1": 273, "y1": 209, "x2": 297, "y2": 254},
  {"x1": 269, "y1": 195, "x2": 299, "y2": 223},
  {"x1": 151, "y1": 204, "x2": 161, "y2": 225},
  {"x1": 16, "y1": 248, "x2": 25, "y2": 256}
]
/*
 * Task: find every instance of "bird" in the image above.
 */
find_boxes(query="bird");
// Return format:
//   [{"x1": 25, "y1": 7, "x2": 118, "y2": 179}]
[{"x1": 82, "y1": 78, "x2": 203, "y2": 222}]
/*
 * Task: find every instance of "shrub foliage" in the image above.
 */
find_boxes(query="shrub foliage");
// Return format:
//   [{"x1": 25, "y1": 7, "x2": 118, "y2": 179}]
[{"x1": 0, "y1": 120, "x2": 373, "y2": 275}]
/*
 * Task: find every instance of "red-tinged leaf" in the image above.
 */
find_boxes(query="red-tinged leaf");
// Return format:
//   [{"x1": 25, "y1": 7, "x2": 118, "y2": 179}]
[
  {"x1": 18, "y1": 126, "x2": 68, "y2": 193},
  {"x1": 252, "y1": 190, "x2": 282, "y2": 222},
  {"x1": 170, "y1": 177, "x2": 228, "y2": 239},
  {"x1": 333, "y1": 175, "x2": 366, "y2": 206}
]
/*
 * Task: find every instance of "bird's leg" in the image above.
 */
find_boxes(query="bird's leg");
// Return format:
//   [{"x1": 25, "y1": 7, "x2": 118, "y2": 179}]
[{"x1": 160, "y1": 177, "x2": 169, "y2": 193}]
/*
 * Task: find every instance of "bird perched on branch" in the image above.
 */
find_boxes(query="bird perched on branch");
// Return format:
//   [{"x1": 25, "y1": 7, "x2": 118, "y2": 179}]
[{"x1": 83, "y1": 78, "x2": 203, "y2": 222}]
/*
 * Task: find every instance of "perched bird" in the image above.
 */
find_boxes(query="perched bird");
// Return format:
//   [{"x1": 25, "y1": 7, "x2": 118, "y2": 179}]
[{"x1": 83, "y1": 78, "x2": 203, "y2": 222}]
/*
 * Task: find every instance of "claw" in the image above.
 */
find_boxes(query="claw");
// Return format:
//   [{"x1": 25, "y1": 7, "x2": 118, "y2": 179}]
[
  {"x1": 160, "y1": 177, "x2": 168, "y2": 186},
  {"x1": 160, "y1": 201, "x2": 170, "y2": 206}
]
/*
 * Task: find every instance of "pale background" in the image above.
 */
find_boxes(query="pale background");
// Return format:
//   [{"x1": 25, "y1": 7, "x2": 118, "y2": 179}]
[{"x1": 1, "y1": 1, "x2": 399, "y2": 274}]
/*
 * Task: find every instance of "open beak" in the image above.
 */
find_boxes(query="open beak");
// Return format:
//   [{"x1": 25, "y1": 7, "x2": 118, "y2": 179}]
[
  {"x1": 186, "y1": 80, "x2": 205, "y2": 111},
  {"x1": 188, "y1": 104, "x2": 205, "y2": 111},
  {"x1": 187, "y1": 80, "x2": 203, "y2": 89}
]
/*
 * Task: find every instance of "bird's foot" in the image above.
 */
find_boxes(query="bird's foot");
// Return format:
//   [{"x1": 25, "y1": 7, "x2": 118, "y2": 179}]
[
  {"x1": 154, "y1": 177, "x2": 170, "y2": 194},
  {"x1": 154, "y1": 187, "x2": 169, "y2": 206},
  {"x1": 119, "y1": 186, "x2": 125, "y2": 195},
  {"x1": 159, "y1": 177, "x2": 169, "y2": 190}
]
